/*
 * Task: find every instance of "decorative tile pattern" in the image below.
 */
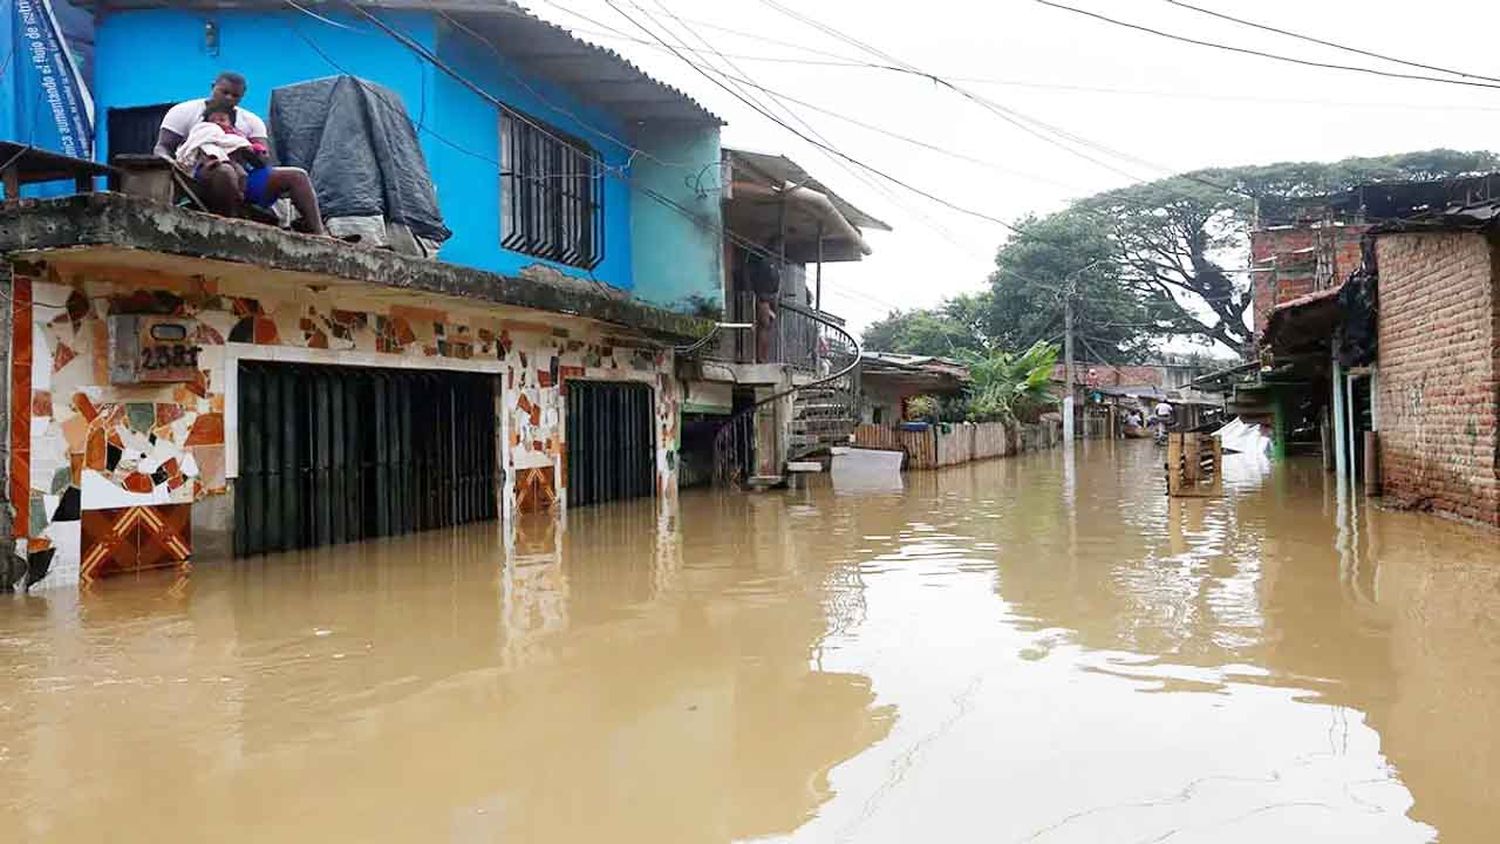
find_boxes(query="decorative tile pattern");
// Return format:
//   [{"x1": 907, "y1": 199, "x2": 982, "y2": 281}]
[
  {"x1": 80, "y1": 504, "x2": 192, "y2": 583},
  {"x1": 10, "y1": 273, "x2": 32, "y2": 540},
  {"x1": 12, "y1": 263, "x2": 683, "y2": 589},
  {"x1": 514, "y1": 467, "x2": 557, "y2": 513}
]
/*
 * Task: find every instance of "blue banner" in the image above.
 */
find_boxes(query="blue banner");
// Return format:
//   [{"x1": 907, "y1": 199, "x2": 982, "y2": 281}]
[{"x1": 9, "y1": 0, "x2": 94, "y2": 158}]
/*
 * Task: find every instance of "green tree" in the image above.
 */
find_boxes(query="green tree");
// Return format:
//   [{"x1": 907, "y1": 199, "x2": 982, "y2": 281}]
[
  {"x1": 1080, "y1": 177, "x2": 1252, "y2": 353},
  {"x1": 962, "y1": 341, "x2": 1060, "y2": 425},
  {"x1": 866, "y1": 149, "x2": 1500, "y2": 361},
  {"x1": 1207, "y1": 148, "x2": 1500, "y2": 199},
  {"x1": 987, "y1": 212, "x2": 1161, "y2": 363},
  {"x1": 861, "y1": 296, "x2": 989, "y2": 357},
  {"x1": 1077, "y1": 148, "x2": 1500, "y2": 355}
]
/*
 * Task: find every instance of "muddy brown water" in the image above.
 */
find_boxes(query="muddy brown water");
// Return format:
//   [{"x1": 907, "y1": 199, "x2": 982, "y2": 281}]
[{"x1": 2, "y1": 442, "x2": 1497, "y2": 842}]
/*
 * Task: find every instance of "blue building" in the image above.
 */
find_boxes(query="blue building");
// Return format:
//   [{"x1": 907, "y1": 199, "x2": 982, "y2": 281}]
[
  {"x1": 0, "y1": 0, "x2": 736, "y2": 589},
  {"x1": 86, "y1": 0, "x2": 725, "y2": 312}
]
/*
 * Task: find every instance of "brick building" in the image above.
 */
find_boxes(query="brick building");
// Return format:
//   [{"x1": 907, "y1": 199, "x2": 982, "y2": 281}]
[
  {"x1": 1259, "y1": 193, "x2": 1500, "y2": 528},
  {"x1": 1251, "y1": 224, "x2": 1367, "y2": 339},
  {"x1": 1372, "y1": 227, "x2": 1499, "y2": 526}
]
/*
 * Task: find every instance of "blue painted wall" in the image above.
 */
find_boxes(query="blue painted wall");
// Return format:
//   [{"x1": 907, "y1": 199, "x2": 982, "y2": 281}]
[
  {"x1": 628, "y1": 125, "x2": 724, "y2": 313},
  {"x1": 428, "y1": 23, "x2": 632, "y2": 288},
  {"x1": 83, "y1": 6, "x2": 725, "y2": 311}
]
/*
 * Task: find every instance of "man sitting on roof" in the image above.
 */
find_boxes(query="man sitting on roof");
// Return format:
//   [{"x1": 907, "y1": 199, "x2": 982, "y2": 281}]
[
  {"x1": 154, "y1": 72, "x2": 265, "y2": 210},
  {"x1": 152, "y1": 71, "x2": 326, "y2": 235},
  {"x1": 173, "y1": 101, "x2": 327, "y2": 236}
]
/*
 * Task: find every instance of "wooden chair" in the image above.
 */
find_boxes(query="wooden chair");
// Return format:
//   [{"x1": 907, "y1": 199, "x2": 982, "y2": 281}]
[{"x1": 110, "y1": 154, "x2": 281, "y2": 227}]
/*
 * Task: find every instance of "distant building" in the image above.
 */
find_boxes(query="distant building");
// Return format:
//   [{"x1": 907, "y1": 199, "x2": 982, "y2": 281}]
[{"x1": 858, "y1": 353, "x2": 969, "y2": 425}]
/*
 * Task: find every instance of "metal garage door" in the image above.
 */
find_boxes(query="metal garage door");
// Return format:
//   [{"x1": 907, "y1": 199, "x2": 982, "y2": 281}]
[
  {"x1": 565, "y1": 380, "x2": 655, "y2": 507},
  {"x1": 234, "y1": 363, "x2": 498, "y2": 557}
]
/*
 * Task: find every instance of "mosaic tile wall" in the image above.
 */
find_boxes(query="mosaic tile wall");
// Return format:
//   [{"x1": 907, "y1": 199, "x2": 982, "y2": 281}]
[{"x1": 9, "y1": 262, "x2": 681, "y2": 590}]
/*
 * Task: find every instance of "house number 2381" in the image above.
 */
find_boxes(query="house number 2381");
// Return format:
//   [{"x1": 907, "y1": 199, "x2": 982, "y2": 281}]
[{"x1": 141, "y1": 344, "x2": 202, "y2": 370}]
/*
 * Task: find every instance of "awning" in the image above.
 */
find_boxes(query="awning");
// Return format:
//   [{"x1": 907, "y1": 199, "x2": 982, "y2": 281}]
[
  {"x1": 724, "y1": 147, "x2": 889, "y2": 264},
  {"x1": 1262, "y1": 283, "x2": 1343, "y2": 358}
]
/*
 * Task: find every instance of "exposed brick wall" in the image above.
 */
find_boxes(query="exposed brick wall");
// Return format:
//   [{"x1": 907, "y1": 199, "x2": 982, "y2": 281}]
[
  {"x1": 1375, "y1": 231, "x2": 1500, "y2": 526},
  {"x1": 1051, "y1": 363, "x2": 1164, "y2": 387},
  {"x1": 1251, "y1": 224, "x2": 1368, "y2": 339}
]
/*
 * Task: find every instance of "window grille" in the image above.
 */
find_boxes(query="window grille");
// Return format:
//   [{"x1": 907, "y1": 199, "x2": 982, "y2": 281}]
[{"x1": 500, "y1": 110, "x2": 604, "y2": 269}]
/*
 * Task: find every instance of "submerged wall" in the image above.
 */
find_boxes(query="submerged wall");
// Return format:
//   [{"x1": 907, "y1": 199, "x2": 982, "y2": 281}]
[
  {"x1": 853, "y1": 421, "x2": 1060, "y2": 469},
  {"x1": 8, "y1": 256, "x2": 681, "y2": 590}
]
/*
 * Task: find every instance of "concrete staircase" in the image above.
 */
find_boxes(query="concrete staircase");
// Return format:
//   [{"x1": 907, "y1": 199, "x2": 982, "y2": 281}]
[
  {"x1": 711, "y1": 306, "x2": 862, "y2": 489},
  {"x1": 787, "y1": 375, "x2": 859, "y2": 460}
]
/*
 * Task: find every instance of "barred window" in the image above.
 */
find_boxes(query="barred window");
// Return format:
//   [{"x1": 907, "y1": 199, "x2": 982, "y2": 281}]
[{"x1": 500, "y1": 110, "x2": 604, "y2": 270}]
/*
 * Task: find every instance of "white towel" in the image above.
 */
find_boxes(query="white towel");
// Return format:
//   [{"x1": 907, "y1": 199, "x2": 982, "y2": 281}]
[{"x1": 174, "y1": 122, "x2": 252, "y2": 172}]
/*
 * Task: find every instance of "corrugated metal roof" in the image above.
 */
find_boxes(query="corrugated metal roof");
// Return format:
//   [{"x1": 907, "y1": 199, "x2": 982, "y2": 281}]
[
  {"x1": 726, "y1": 147, "x2": 891, "y2": 232},
  {"x1": 861, "y1": 352, "x2": 970, "y2": 381},
  {"x1": 91, "y1": 0, "x2": 721, "y2": 126}
]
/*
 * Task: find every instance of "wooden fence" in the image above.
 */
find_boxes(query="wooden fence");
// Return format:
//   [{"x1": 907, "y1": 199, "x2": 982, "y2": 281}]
[{"x1": 853, "y1": 421, "x2": 1061, "y2": 469}]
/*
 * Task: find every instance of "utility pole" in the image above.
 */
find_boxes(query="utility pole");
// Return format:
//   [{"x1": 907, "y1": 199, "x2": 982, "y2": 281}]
[{"x1": 1062, "y1": 289, "x2": 1075, "y2": 443}]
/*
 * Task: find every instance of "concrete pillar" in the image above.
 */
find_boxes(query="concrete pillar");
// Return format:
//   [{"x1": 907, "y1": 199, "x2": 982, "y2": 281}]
[
  {"x1": 1331, "y1": 361, "x2": 1348, "y2": 484},
  {"x1": 1270, "y1": 388, "x2": 1287, "y2": 460},
  {"x1": 191, "y1": 485, "x2": 236, "y2": 562}
]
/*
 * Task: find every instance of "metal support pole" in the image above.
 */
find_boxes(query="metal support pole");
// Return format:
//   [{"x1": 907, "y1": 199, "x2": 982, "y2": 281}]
[
  {"x1": 1331, "y1": 360, "x2": 1348, "y2": 483},
  {"x1": 815, "y1": 221, "x2": 824, "y2": 313},
  {"x1": 1063, "y1": 293, "x2": 1075, "y2": 443},
  {"x1": 1346, "y1": 371, "x2": 1358, "y2": 484}
]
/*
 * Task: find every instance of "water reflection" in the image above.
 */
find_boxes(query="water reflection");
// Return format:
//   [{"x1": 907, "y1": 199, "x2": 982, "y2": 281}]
[{"x1": 2, "y1": 443, "x2": 1497, "y2": 841}]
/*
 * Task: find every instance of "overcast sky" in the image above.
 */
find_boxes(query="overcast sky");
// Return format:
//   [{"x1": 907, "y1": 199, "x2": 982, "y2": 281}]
[{"x1": 523, "y1": 0, "x2": 1500, "y2": 342}]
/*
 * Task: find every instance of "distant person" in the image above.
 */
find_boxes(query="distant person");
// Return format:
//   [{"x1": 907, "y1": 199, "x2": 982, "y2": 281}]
[
  {"x1": 1153, "y1": 400, "x2": 1174, "y2": 436},
  {"x1": 174, "y1": 102, "x2": 326, "y2": 236},
  {"x1": 745, "y1": 247, "x2": 782, "y2": 363}
]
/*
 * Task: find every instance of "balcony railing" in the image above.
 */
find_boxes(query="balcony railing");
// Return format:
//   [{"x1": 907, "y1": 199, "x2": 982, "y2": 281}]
[{"x1": 708, "y1": 293, "x2": 849, "y2": 370}]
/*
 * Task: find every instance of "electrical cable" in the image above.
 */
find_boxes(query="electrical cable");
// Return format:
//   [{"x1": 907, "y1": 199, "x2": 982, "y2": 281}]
[
  {"x1": 1036, "y1": 0, "x2": 1500, "y2": 91},
  {"x1": 530, "y1": 0, "x2": 1500, "y2": 112},
  {"x1": 697, "y1": 63, "x2": 1087, "y2": 191},
  {"x1": 1160, "y1": 0, "x2": 1500, "y2": 84},
  {"x1": 602, "y1": 0, "x2": 1036, "y2": 234},
  {"x1": 637, "y1": 0, "x2": 999, "y2": 264},
  {"x1": 755, "y1": 0, "x2": 1248, "y2": 199},
  {"x1": 604, "y1": 0, "x2": 1114, "y2": 309}
]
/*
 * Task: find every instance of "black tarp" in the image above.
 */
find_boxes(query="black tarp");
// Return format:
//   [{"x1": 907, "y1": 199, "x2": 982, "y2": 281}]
[{"x1": 268, "y1": 75, "x2": 450, "y2": 243}]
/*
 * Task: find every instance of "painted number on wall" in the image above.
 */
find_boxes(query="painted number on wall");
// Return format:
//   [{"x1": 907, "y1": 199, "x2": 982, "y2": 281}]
[{"x1": 140, "y1": 343, "x2": 202, "y2": 371}]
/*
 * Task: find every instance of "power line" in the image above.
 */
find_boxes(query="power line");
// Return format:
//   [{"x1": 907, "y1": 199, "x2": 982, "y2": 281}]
[
  {"x1": 636, "y1": 0, "x2": 909, "y2": 223},
  {"x1": 528, "y1": 13, "x2": 1500, "y2": 113},
  {"x1": 1161, "y1": 0, "x2": 1500, "y2": 84},
  {"x1": 627, "y1": 0, "x2": 988, "y2": 274},
  {"x1": 962, "y1": 76, "x2": 1500, "y2": 113},
  {"x1": 1035, "y1": 0, "x2": 1500, "y2": 91},
  {"x1": 756, "y1": 0, "x2": 1249, "y2": 198},
  {"x1": 601, "y1": 0, "x2": 1034, "y2": 236},
  {"x1": 700, "y1": 67, "x2": 1087, "y2": 191},
  {"x1": 756, "y1": 0, "x2": 1170, "y2": 187},
  {"x1": 610, "y1": 1, "x2": 1086, "y2": 293},
  {"x1": 638, "y1": 0, "x2": 1005, "y2": 263}
]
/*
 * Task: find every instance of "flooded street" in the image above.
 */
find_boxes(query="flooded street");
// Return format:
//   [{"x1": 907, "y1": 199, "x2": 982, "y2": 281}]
[{"x1": 3, "y1": 442, "x2": 1498, "y2": 842}]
